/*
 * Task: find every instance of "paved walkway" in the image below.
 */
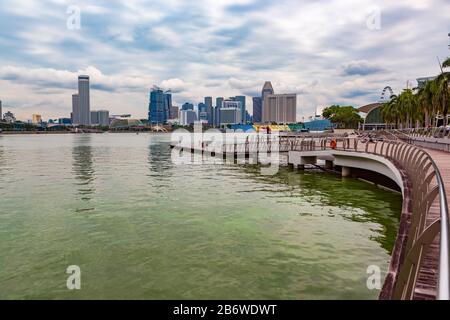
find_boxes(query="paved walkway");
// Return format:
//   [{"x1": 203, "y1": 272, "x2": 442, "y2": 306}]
[{"x1": 413, "y1": 148, "x2": 450, "y2": 299}]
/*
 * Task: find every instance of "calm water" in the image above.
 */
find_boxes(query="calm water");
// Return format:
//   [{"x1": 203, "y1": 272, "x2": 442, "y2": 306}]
[{"x1": 0, "y1": 133, "x2": 401, "y2": 299}]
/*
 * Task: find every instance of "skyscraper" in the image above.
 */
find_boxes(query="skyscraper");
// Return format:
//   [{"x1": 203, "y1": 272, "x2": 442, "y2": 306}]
[
  {"x1": 259, "y1": 81, "x2": 297, "y2": 124},
  {"x1": 197, "y1": 102, "x2": 205, "y2": 112},
  {"x1": 165, "y1": 92, "x2": 173, "y2": 118},
  {"x1": 235, "y1": 96, "x2": 246, "y2": 124},
  {"x1": 262, "y1": 81, "x2": 274, "y2": 100},
  {"x1": 197, "y1": 102, "x2": 207, "y2": 122},
  {"x1": 215, "y1": 97, "x2": 224, "y2": 127},
  {"x1": 180, "y1": 109, "x2": 197, "y2": 125},
  {"x1": 216, "y1": 97, "x2": 224, "y2": 109},
  {"x1": 252, "y1": 97, "x2": 262, "y2": 123},
  {"x1": 182, "y1": 102, "x2": 194, "y2": 111},
  {"x1": 78, "y1": 75, "x2": 91, "y2": 125},
  {"x1": 72, "y1": 94, "x2": 80, "y2": 125},
  {"x1": 204, "y1": 96, "x2": 213, "y2": 125},
  {"x1": 98, "y1": 110, "x2": 110, "y2": 126},
  {"x1": 169, "y1": 106, "x2": 179, "y2": 119},
  {"x1": 219, "y1": 100, "x2": 242, "y2": 125},
  {"x1": 0, "y1": 100, "x2": 2, "y2": 121},
  {"x1": 90, "y1": 111, "x2": 99, "y2": 125},
  {"x1": 262, "y1": 93, "x2": 297, "y2": 124},
  {"x1": 149, "y1": 86, "x2": 170, "y2": 124}
]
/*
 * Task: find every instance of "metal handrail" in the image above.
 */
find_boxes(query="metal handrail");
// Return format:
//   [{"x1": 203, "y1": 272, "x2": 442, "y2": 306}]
[
  {"x1": 384, "y1": 130, "x2": 450, "y2": 298},
  {"x1": 423, "y1": 148, "x2": 450, "y2": 300}
]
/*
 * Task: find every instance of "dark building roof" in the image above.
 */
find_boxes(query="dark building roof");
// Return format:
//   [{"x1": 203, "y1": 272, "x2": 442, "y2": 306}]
[
  {"x1": 358, "y1": 103, "x2": 382, "y2": 114},
  {"x1": 262, "y1": 81, "x2": 273, "y2": 91}
]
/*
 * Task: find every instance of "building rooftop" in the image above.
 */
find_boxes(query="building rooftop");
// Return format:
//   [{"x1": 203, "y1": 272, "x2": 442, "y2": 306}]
[
  {"x1": 358, "y1": 103, "x2": 382, "y2": 114},
  {"x1": 262, "y1": 81, "x2": 273, "y2": 91}
]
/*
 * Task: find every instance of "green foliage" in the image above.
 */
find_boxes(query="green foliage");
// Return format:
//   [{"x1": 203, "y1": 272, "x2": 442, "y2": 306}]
[
  {"x1": 381, "y1": 69, "x2": 450, "y2": 128},
  {"x1": 443, "y1": 57, "x2": 450, "y2": 69},
  {"x1": 322, "y1": 105, "x2": 362, "y2": 129}
]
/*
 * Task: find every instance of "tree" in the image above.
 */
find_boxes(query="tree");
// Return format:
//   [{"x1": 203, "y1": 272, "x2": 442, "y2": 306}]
[
  {"x1": 442, "y1": 57, "x2": 450, "y2": 69},
  {"x1": 381, "y1": 94, "x2": 399, "y2": 128},
  {"x1": 322, "y1": 105, "x2": 362, "y2": 129}
]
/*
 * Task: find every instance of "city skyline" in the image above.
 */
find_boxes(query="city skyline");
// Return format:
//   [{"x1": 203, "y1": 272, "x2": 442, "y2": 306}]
[{"x1": 0, "y1": 1, "x2": 450, "y2": 121}]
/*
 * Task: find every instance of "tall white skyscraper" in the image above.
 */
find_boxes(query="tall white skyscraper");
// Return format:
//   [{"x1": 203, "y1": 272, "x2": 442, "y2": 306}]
[{"x1": 78, "y1": 75, "x2": 91, "y2": 125}]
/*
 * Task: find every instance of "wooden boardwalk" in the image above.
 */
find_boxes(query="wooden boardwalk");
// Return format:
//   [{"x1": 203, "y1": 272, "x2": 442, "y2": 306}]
[{"x1": 413, "y1": 147, "x2": 450, "y2": 299}]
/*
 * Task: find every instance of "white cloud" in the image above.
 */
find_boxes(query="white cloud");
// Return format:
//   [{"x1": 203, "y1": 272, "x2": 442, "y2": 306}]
[{"x1": 0, "y1": 0, "x2": 449, "y2": 120}]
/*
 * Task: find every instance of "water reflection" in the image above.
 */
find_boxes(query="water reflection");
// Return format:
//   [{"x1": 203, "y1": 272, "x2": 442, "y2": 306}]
[
  {"x1": 238, "y1": 165, "x2": 401, "y2": 254},
  {"x1": 0, "y1": 144, "x2": 5, "y2": 187},
  {"x1": 147, "y1": 138, "x2": 173, "y2": 178},
  {"x1": 72, "y1": 135, "x2": 95, "y2": 205}
]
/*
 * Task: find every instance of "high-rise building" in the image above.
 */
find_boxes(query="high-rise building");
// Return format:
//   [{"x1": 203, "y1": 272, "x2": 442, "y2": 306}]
[
  {"x1": 262, "y1": 93, "x2": 297, "y2": 124},
  {"x1": 164, "y1": 91, "x2": 172, "y2": 114},
  {"x1": 165, "y1": 93, "x2": 173, "y2": 118},
  {"x1": 216, "y1": 97, "x2": 224, "y2": 109},
  {"x1": 204, "y1": 97, "x2": 213, "y2": 108},
  {"x1": 0, "y1": 100, "x2": 2, "y2": 121},
  {"x1": 214, "y1": 97, "x2": 224, "y2": 127},
  {"x1": 204, "y1": 97, "x2": 213, "y2": 125},
  {"x1": 182, "y1": 102, "x2": 194, "y2": 111},
  {"x1": 90, "y1": 110, "x2": 110, "y2": 126},
  {"x1": 78, "y1": 75, "x2": 91, "y2": 125},
  {"x1": 262, "y1": 81, "x2": 274, "y2": 100},
  {"x1": 169, "y1": 106, "x2": 179, "y2": 119},
  {"x1": 32, "y1": 114, "x2": 42, "y2": 124},
  {"x1": 235, "y1": 96, "x2": 246, "y2": 124},
  {"x1": 197, "y1": 102, "x2": 206, "y2": 113},
  {"x1": 252, "y1": 97, "x2": 262, "y2": 123},
  {"x1": 148, "y1": 87, "x2": 170, "y2": 124},
  {"x1": 98, "y1": 110, "x2": 110, "y2": 126},
  {"x1": 180, "y1": 109, "x2": 197, "y2": 125},
  {"x1": 72, "y1": 94, "x2": 80, "y2": 125},
  {"x1": 258, "y1": 81, "x2": 297, "y2": 124},
  {"x1": 220, "y1": 100, "x2": 242, "y2": 125},
  {"x1": 90, "y1": 111, "x2": 99, "y2": 125}
]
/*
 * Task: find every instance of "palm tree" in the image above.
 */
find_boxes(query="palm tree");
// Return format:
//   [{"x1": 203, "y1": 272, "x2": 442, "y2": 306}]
[
  {"x1": 434, "y1": 73, "x2": 450, "y2": 125},
  {"x1": 417, "y1": 82, "x2": 433, "y2": 127},
  {"x1": 398, "y1": 89, "x2": 420, "y2": 129},
  {"x1": 381, "y1": 94, "x2": 399, "y2": 129},
  {"x1": 379, "y1": 55, "x2": 450, "y2": 129},
  {"x1": 442, "y1": 57, "x2": 450, "y2": 69}
]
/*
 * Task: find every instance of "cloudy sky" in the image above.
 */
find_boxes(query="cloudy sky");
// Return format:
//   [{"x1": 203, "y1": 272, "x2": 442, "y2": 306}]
[{"x1": 0, "y1": 0, "x2": 449, "y2": 121}]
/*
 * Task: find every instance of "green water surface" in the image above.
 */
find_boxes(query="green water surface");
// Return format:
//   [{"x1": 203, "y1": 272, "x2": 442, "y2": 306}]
[{"x1": 0, "y1": 133, "x2": 401, "y2": 299}]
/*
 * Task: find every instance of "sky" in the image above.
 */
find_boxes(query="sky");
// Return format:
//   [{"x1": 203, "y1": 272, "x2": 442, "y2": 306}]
[{"x1": 0, "y1": 0, "x2": 450, "y2": 121}]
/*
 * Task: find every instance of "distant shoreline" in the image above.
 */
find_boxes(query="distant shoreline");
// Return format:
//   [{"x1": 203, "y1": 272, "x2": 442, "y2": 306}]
[
  {"x1": 0, "y1": 131, "x2": 74, "y2": 135},
  {"x1": 0, "y1": 131, "x2": 173, "y2": 135}
]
